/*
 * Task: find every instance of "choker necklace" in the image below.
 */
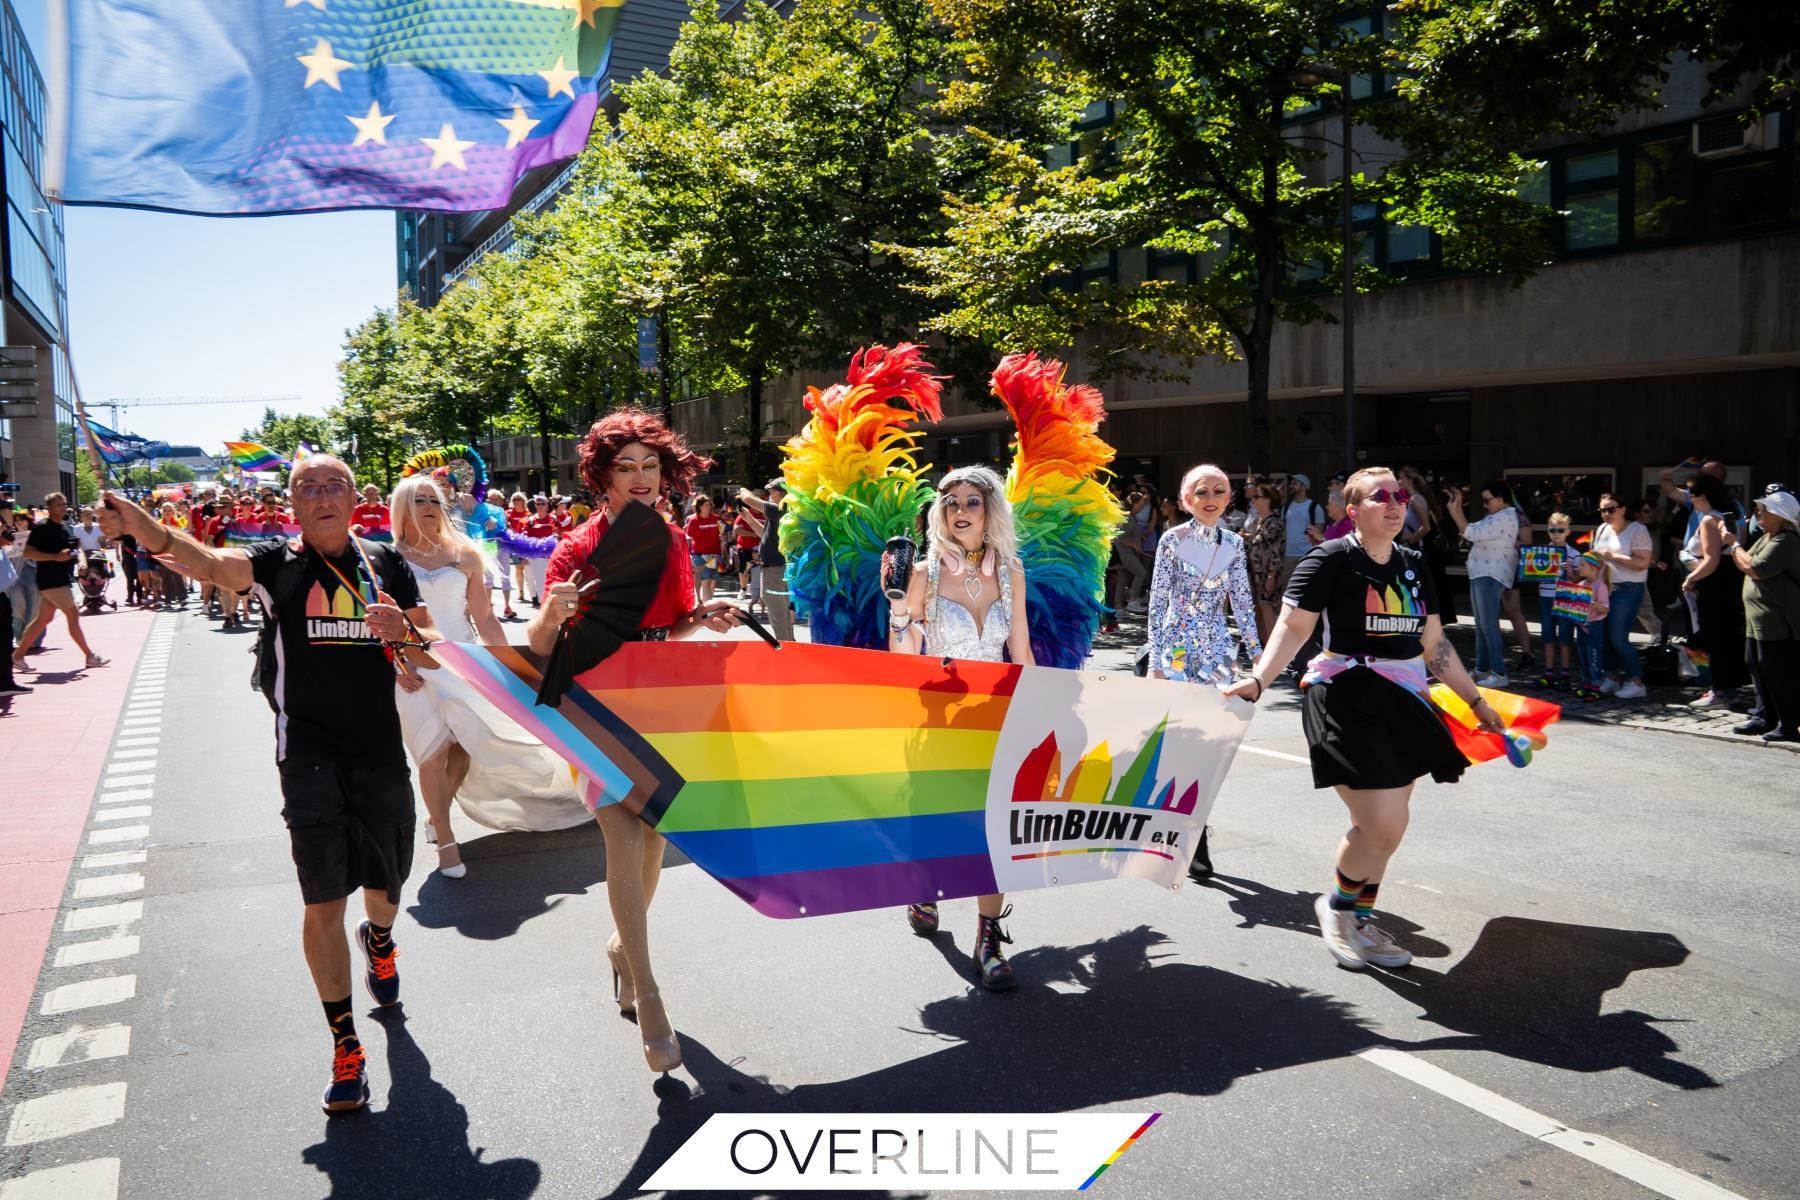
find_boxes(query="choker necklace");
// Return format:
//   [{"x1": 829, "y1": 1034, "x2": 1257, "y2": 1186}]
[
  {"x1": 1353, "y1": 532, "x2": 1394, "y2": 564},
  {"x1": 1191, "y1": 523, "x2": 1228, "y2": 589}
]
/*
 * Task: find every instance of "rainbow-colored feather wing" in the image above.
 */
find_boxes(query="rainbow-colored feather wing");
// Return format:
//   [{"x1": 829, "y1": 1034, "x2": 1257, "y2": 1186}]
[
  {"x1": 780, "y1": 344, "x2": 946, "y2": 649},
  {"x1": 994, "y1": 353, "x2": 1125, "y2": 670}
]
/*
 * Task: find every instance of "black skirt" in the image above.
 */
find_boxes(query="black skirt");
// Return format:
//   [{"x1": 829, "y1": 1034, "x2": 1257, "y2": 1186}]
[{"x1": 1301, "y1": 665, "x2": 1467, "y2": 791}]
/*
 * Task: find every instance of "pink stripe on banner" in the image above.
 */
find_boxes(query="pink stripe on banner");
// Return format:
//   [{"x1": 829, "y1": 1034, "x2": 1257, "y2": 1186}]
[{"x1": 429, "y1": 642, "x2": 631, "y2": 804}]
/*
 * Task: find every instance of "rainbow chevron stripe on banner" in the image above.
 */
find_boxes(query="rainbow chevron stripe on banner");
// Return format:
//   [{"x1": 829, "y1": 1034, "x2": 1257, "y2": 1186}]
[{"x1": 431, "y1": 641, "x2": 1251, "y2": 917}]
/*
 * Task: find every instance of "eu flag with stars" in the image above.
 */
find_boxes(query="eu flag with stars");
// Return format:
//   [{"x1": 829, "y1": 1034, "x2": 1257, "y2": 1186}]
[{"x1": 50, "y1": 0, "x2": 625, "y2": 214}]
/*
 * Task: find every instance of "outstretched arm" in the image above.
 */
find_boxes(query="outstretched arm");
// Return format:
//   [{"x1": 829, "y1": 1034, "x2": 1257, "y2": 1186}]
[
  {"x1": 1422, "y1": 615, "x2": 1503, "y2": 732},
  {"x1": 1222, "y1": 602, "x2": 1321, "y2": 700},
  {"x1": 97, "y1": 492, "x2": 254, "y2": 593}
]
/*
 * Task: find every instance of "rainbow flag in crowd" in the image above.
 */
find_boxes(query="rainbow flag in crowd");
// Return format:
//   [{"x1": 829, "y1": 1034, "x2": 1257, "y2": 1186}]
[
  {"x1": 50, "y1": 0, "x2": 625, "y2": 214},
  {"x1": 431, "y1": 641, "x2": 1250, "y2": 918},
  {"x1": 224, "y1": 442, "x2": 288, "y2": 472}
]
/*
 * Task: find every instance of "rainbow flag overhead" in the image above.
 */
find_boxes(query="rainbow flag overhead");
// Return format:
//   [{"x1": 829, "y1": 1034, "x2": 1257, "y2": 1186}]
[
  {"x1": 51, "y1": 0, "x2": 625, "y2": 215},
  {"x1": 431, "y1": 641, "x2": 1251, "y2": 918},
  {"x1": 224, "y1": 442, "x2": 288, "y2": 472}
]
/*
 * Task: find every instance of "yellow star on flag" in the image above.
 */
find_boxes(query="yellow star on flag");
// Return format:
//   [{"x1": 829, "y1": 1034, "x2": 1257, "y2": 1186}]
[
  {"x1": 347, "y1": 102, "x2": 396, "y2": 146},
  {"x1": 298, "y1": 39, "x2": 354, "y2": 90},
  {"x1": 537, "y1": 55, "x2": 578, "y2": 99},
  {"x1": 496, "y1": 106, "x2": 541, "y2": 149},
  {"x1": 573, "y1": 0, "x2": 619, "y2": 28},
  {"x1": 285, "y1": 0, "x2": 327, "y2": 10},
  {"x1": 421, "y1": 123, "x2": 476, "y2": 170}
]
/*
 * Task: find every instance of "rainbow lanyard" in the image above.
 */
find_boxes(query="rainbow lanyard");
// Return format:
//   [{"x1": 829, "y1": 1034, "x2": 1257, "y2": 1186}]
[
  {"x1": 308, "y1": 543, "x2": 429, "y2": 649},
  {"x1": 315, "y1": 547, "x2": 376, "y2": 615}
]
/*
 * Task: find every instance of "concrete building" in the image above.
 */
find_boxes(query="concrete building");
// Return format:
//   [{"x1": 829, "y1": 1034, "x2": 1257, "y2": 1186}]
[
  {"x1": 400, "y1": 7, "x2": 1799, "y2": 519},
  {"x1": 0, "y1": 0, "x2": 73, "y2": 503}
]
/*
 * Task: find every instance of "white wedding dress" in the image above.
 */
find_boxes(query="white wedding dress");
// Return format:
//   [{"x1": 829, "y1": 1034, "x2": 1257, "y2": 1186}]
[{"x1": 396, "y1": 563, "x2": 590, "y2": 832}]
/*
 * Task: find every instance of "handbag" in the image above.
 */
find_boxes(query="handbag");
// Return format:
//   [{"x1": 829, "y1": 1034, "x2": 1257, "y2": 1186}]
[{"x1": 1641, "y1": 642, "x2": 1681, "y2": 687}]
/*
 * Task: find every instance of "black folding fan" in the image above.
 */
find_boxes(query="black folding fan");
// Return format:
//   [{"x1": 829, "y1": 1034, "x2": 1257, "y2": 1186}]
[{"x1": 535, "y1": 501, "x2": 671, "y2": 707}]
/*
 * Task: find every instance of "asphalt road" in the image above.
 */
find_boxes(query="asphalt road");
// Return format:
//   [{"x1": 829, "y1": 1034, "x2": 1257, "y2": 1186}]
[{"x1": 4, "y1": 608, "x2": 1798, "y2": 1200}]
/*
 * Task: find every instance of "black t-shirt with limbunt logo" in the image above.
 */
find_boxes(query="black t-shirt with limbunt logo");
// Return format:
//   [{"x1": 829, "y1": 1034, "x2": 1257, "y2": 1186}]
[
  {"x1": 1283, "y1": 535, "x2": 1438, "y2": 660},
  {"x1": 246, "y1": 539, "x2": 420, "y2": 767}
]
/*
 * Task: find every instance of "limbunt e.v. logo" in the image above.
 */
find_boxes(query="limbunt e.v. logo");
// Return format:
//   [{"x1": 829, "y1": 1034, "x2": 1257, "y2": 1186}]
[{"x1": 1008, "y1": 717, "x2": 1198, "y2": 863}]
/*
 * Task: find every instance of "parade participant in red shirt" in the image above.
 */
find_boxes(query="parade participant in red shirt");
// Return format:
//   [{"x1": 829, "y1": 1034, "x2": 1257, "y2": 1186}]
[
  {"x1": 684, "y1": 495, "x2": 723, "y2": 604},
  {"x1": 351, "y1": 484, "x2": 390, "y2": 535},
  {"x1": 520, "y1": 496, "x2": 558, "y2": 606},
  {"x1": 528, "y1": 407, "x2": 739, "y2": 1077}
]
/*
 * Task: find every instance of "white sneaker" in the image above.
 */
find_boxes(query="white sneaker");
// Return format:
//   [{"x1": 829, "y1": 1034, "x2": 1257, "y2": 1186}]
[
  {"x1": 1614, "y1": 681, "x2": 1646, "y2": 700},
  {"x1": 1127, "y1": 600, "x2": 1148, "y2": 614},
  {"x1": 1598, "y1": 678, "x2": 1620, "y2": 695},
  {"x1": 1475, "y1": 672, "x2": 1509, "y2": 688},
  {"x1": 1350, "y1": 920, "x2": 1414, "y2": 968},
  {"x1": 1689, "y1": 690, "x2": 1730, "y2": 709},
  {"x1": 1314, "y1": 894, "x2": 1367, "y2": 970}
]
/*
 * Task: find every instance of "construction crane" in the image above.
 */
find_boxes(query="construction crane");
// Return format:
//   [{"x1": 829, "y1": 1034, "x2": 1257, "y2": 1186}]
[{"x1": 86, "y1": 395, "x2": 305, "y2": 432}]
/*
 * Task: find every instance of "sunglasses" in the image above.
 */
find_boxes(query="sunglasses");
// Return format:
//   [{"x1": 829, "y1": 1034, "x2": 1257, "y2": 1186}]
[
  {"x1": 1360, "y1": 487, "x2": 1412, "y2": 507},
  {"x1": 412, "y1": 496, "x2": 443, "y2": 507},
  {"x1": 1547, "y1": 526, "x2": 1570, "y2": 533},
  {"x1": 1599, "y1": 505, "x2": 1618, "y2": 514}
]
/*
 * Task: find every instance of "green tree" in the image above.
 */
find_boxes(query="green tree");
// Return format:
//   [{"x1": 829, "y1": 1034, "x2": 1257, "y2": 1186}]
[
  {"x1": 241, "y1": 408, "x2": 335, "y2": 460},
  {"x1": 612, "y1": 0, "x2": 987, "y2": 475},
  {"x1": 333, "y1": 304, "x2": 419, "y2": 488}
]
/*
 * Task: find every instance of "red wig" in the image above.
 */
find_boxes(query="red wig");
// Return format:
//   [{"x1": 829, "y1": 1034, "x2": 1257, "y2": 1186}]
[{"x1": 578, "y1": 406, "x2": 712, "y2": 498}]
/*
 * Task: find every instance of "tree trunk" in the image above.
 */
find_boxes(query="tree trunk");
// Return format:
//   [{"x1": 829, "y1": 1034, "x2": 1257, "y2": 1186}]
[
  {"x1": 536, "y1": 393, "x2": 554, "y2": 494},
  {"x1": 746, "y1": 362, "x2": 764, "y2": 482},
  {"x1": 659, "y1": 319, "x2": 673, "y2": 429},
  {"x1": 1243, "y1": 145, "x2": 1283, "y2": 477}
]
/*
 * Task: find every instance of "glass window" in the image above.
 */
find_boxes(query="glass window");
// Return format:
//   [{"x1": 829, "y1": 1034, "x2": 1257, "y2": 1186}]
[
  {"x1": 1516, "y1": 163, "x2": 1550, "y2": 206},
  {"x1": 1387, "y1": 222, "x2": 1432, "y2": 263},
  {"x1": 1565, "y1": 190, "x2": 1620, "y2": 249},
  {"x1": 1565, "y1": 150, "x2": 1619, "y2": 184},
  {"x1": 1705, "y1": 160, "x2": 1778, "y2": 232},
  {"x1": 1634, "y1": 136, "x2": 1694, "y2": 239}
]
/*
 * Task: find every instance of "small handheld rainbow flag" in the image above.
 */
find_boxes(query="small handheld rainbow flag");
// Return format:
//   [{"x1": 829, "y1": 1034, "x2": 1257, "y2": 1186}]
[
  {"x1": 1428, "y1": 684, "x2": 1561, "y2": 768},
  {"x1": 224, "y1": 441, "x2": 287, "y2": 472}
]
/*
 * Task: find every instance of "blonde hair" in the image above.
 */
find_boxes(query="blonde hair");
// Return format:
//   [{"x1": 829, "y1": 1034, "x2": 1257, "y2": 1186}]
[
  {"x1": 391, "y1": 474, "x2": 480, "y2": 559},
  {"x1": 1548, "y1": 511, "x2": 1571, "y2": 527},
  {"x1": 1343, "y1": 466, "x2": 1398, "y2": 505},
  {"x1": 1178, "y1": 463, "x2": 1230, "y2": 512},
  {"x1": 927, "y1": 465, "x2": 1018, "y2": 567}
]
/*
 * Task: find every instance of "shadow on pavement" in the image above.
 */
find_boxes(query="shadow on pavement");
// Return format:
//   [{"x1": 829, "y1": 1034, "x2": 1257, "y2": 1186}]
[
  {"x1": 406, "y1": 828, "x2": 694, "y2": 942},
  {"x1": 1375, "y1": 916, "x2": 1716, "y2": 1090},
  {"x1": 1200, "y1": 877, "x2": 1712, "y2": 1089},
  {"x1": 597, "y1": 925, "x2": 1378, "y2": 1197},
  {"x1": 301, "y1": 1009, "x2": 540, "y2": 1200}
]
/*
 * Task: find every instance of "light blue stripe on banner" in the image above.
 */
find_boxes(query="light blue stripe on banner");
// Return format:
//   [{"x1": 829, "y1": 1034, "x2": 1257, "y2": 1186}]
[{"x1": 439, "y1": 643, "x2": 633, "y2": 805}]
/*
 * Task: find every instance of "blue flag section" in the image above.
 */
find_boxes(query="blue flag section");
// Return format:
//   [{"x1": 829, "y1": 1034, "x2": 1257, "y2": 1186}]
[
  {"x1": 49, "y1": 0, "x2": 624, "y2": 215},
  {"x1": 74, "y1": 417, "x2": 169, "y2": 464}
]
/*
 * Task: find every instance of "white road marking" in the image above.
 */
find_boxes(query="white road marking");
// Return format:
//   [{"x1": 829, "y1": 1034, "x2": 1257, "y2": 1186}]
[
  {"x1": 110, "y1": 738, "x2": 159, "y2": 748},
  {"x1": 54, "y1": 936, "x2": 139, "y2": 968},
  {"x1": 117, "y1": 720, "x2": 159, "y2": 730},
  {"x1": 1356, "y1": 1047, "x2": 1747, "y2": 1200},
  {"x1": 102, "y1": 775, "x2": 155, "y2": 789},
  {"x1": 26, "y1": 1024, "x2": 132, "y2": 1070},
  {"x1": 106, "y1": 762, "x2": 154, "y2": 775},
  {"x1": 0, "y1": 1157, "x2": 120, "y2": 1199},
  {"x1": 93, "y1": 806, "x2": 152, "y2": 822},
  {"x1": 81, "y1": 851, "x2": 145, "y2": 869},
  {"x1": 40, "y1": 976, "x2": 135, "y2": 1016},
  {"x1": 1239, "y1": 744, "x2": 1311, "y2": 765},
  {"x1": 98, "y1": 792, "x2": 153, "y2": 807},
  {"x1": 4, "y1": 1083, "x2": 128, "y2": 1145},
  {"x1": 87, "y1": 825, "x2": 148, "y2": 846},
  {"x1": 64, "y1": 901, "x2": 142, "y2": 931},
  {"x1": 73, "y1": 874, "x2": 144, "y2": 900},
  {"x1": 109, "y1": 747, "x2": 158, "y2": 760}
]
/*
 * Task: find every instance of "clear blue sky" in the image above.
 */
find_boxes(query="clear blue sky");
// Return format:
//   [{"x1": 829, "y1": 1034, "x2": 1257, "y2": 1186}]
[{"x1": 14, "y1": 0, "x2": 399, "y2": 452}]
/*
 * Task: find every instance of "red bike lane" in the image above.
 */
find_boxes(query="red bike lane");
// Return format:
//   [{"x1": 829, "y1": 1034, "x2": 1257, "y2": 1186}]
[{"x1": 0, "y1": 603, "x2": 155, "y2": 1074}]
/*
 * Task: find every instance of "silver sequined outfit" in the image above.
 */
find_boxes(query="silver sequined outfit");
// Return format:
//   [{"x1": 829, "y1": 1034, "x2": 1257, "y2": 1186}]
[
  {"x1": 925, "y1": 552, "x2": 1013, "y2": 663},
  {"x1": 1146, "y1": 521, "x2": 1262, "y2": 685}
]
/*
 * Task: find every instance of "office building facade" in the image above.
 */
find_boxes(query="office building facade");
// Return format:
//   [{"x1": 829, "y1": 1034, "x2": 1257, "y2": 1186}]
[{"x1": 0, "y1": 0, "x2": 73, "y2": 503}]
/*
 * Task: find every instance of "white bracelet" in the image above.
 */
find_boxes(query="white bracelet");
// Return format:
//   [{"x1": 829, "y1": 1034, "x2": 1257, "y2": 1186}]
[{"x1": 890, "y1": 613, "x2": 912, "y2": 632}]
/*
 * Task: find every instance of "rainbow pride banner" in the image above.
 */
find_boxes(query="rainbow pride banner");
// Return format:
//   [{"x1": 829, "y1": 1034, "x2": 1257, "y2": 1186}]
[
  {"x1": 223, "y1": 520, "x2": 390, "y2": 546},
  {"x1": 430, "y1": 641, "x2": 1251, "y2": 917}
]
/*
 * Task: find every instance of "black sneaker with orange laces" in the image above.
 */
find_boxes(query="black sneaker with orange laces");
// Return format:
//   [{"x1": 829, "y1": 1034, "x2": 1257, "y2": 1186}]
[
  {"x1": 356, "y1": 920, "x2": 401, "y2": 1007},
  {"x1": 321, "y1": 1042, "x2": 369, "y2": 1113}
]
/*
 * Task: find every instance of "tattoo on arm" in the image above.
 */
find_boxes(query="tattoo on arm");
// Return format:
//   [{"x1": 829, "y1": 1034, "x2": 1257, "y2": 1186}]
[{"x1": 1431, "y1": 640, "x2": 1453, "y2": 675}]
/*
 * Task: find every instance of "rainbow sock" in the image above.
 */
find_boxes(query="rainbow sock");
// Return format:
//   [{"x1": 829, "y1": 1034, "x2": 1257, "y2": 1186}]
[
  {"x1": 1354, "y1": 882, "x2": 1380, "y2": 924},
  {"x1": 1329, "y1": 868, "x2": 1365, "y2": 913}
]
